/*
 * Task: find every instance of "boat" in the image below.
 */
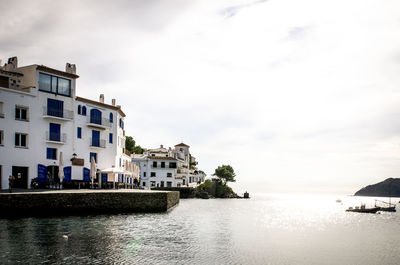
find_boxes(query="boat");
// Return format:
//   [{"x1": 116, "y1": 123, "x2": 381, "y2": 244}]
[
  {"x1": 346, "y1": 204, "x2": 380, "y2": 214},
  {"x1": 336, "y1": 199, "x2": 342, "y2": 203},
  {"x1": 375, "y1": 199, "x2": 396, "y2": 212}
]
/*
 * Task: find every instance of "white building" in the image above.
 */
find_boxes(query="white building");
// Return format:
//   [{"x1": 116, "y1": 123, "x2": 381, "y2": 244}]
[
  {"x1": 0, "y1": 57, "x2": 137, "y2": 189},
  {"x1": 132, "y1": 143, "x2": 206, "y2": 188}
]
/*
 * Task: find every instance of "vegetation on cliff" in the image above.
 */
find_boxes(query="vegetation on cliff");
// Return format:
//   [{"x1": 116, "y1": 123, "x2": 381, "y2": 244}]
[{"x1": 197, "y1": 165, "x2": 238, "y2": 198}]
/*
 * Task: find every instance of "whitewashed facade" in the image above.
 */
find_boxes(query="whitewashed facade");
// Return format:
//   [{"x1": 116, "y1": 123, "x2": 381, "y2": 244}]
[
  {"x1": 0, "y1": 57, "x2": 135, "y2": 189},
  {"x1": 133, "y1": 143, "x2": 206, "y2": 188}
]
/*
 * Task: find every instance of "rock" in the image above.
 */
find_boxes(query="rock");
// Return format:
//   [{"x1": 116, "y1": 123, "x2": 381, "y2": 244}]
[
  {"x1": 354, "y1": 178, "x2": 400, "y2": 197},
  {"x1": 199, "y1": 192, "x2": 210, "y2": 199}
]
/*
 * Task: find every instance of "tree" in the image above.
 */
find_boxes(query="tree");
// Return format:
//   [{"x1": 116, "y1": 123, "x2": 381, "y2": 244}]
[
  {"x1": 213, "y1": 165, "x2": 236, "y2": 185},
  {"x1": 125, "y1": 136, "x2": 145, "y2": 154}
]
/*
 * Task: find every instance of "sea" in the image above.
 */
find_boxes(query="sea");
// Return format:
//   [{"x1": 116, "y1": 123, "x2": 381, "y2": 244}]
[{"x1": 0, "y1": 193, "x2": 399, "y2": 265}]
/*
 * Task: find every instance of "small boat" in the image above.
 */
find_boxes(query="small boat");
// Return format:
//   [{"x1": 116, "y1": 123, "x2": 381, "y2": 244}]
[
  {"x1": 336, "y1": 199, "x2": 342, "y2": 203},
  {"x1": 346, "y1": 204, "x2": 380, "y2": 214},
  {"x1": 375, "y1": 199, "x2": 396, "y2": 212}
]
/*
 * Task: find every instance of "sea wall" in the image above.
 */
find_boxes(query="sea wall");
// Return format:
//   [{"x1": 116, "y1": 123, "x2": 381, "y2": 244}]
[
  {"x1": 0, "y1": 190, "x2": 179, "y2": 217},
  {"x1": 152, "y1": 187, "x2": 197, "y2": 198}
]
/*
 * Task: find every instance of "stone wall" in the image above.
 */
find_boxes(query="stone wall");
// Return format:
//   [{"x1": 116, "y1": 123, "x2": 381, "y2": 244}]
[
  {"x1": 0, "y1": 190, "x2": 179, "y2": 217},
  {"x1": 152, "y1": 187, "x2": 197, "y2": 198}
]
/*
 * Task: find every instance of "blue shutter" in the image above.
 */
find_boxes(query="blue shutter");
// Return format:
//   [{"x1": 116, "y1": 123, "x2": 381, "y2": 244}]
[
  {"x1": 109, "y1": 113, "x2": 113, "y2": 123},
  {"x1": 47, "y1": 98, "x2": 63, "y2": 118},
  {"x1": 63, "y1": 166, "x2": 71, "y2": 182},
  {"x1": 92, "y1": 130, "x2": 100, "y2": 147},
  {"x1": 49, "y1": 123, "x2": 61, "y2": 141},
  {"x1": 90, "y1": 109, "x2": 102, "y2": 125},
  {"x1": 109, "y1": 133, "x2": 113, "y2": 143},
  {"x1": 102, "y1": 173, "x2": 108, "y2": 183},
  {"x1": 82, "y1": 106, "x2": 87, "y2": 116},
  {"x1": 83, "y1": 168, "x2": 90, "y2": 182},
  {"x1": 77, "y1": 127, "x2": 82, "y2": 138},
  {"x1": 38, "y1": 164, "x2": 48, "y2": 184},
  {"x1": 78, "y1": 105, "x2": 81, "y2": 115}
]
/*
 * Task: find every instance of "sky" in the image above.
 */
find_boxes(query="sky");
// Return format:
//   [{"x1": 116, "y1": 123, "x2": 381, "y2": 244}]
[{"x1": 2, "y1": 0, "x2": 400, "y2": 194}]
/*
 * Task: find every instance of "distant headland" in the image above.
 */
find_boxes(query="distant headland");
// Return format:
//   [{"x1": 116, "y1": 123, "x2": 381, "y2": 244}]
[{"x1": 354, "y1": 178, "x2": 400, "y2": 197}]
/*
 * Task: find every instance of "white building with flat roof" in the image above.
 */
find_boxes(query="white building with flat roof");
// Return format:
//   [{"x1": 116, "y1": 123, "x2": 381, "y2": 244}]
[{"x1": 0, "y1": 57, "x2": 136, "y2": 189}]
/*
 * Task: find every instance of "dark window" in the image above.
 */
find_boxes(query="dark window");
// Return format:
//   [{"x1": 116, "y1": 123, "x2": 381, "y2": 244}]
[
  {"x1": 15, "y1": 106, "x2": 28, "y2": 121},
  {"x1": 90, "y1": 109, "x2": 102, "y2": 125},
  {"x1": 119, "y1": 118, "x2": 124, "y2": 129},
  {"x1": 152, "y1": 161, "x2": 157, "y2": 168},
  {"x1": 46, "y1": 148, "x2": 57, "y2": 160},
  {"x1": 15, "y1": 133, "x2": 27, "y2": 147},
  {"x1": 92, "y1": 130, "x2": 100, "y2": 147},
  {"x1": 151, "y1": 172, "x2": 156, "y2": 177},
  {"x1": 77, "y1": 127, "x2": 82, "y2": 138},
  {"x1": 90, "y1": 152, "x2": 97, "y2": 163},
  {"x1": 49, "y1": 123, "x2": 61, "y2": 141},
  {"x1": 167, "y1": 173, "x2": 172, "y2": 178},
  {"x1": 0, "y1": 75, "x2": 9, "y2": 88},
  {"x1": 143, "y1": 182, "x2": 146, "y2": 186},
  {"x1": 39, "y1": 73, "x2": 71, "y2": 96},
  {"x1": 78, "y1": 105, "x2": 81, "y2": 115},
  {"x1": 161, "y1": 162, "x2": 165, "y2": 168},
  {"x1": 167, "y1": 181, "x2": 172, "y2": 187},
  {"x1": 109, "y1": 133, "x2": 113, "y2": 144},
  {"x1": 109, "y1": 113, "x2": 113, "y2": 123},
  {"x1": 169, "y1": 162, "x2": 177, "y2": 168},
  {"x1": 0, "y1": 130, "x2": 3, "y2": 145},
  {"x1": 82, "y1": 106, "x2": 87, "y2": 116},
  {"x1": 160, "y1": 181, "x2": 164, "y2": 187},
  {"x1": 47, "y1": 98, "x2": 63, "y2": 118},
  {"x1": 143, "y1": 172, "x2": 147, "y2": 177}
]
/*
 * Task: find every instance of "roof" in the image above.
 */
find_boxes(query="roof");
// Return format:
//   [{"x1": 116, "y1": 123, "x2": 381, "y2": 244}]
[
  {"x1": 147, "y1": 156, "x2": 178, "y2": 161},
  {"x1": 0, "y1": 69, "x2": 24, "y2": 76},
  {"x1": 17, "y1": 64, "x2": 80, "y2": 79},
  {"x1": 76, "y1": 96, "x2": 126, "y2": 117},
  {"x1": 148, "y1": 148, "x2": 168, "y2": 153},
  {"x1": 175, "y1": 143, "x2": 190, "y2": 147}
]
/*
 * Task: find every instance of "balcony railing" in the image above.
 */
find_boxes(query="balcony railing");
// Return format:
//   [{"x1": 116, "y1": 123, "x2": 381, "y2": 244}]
[
  {"x1": 46, "y1": 131, "x2": 67, "y2": 143},
  {"x1": 123, "y1": 148, "x2": 131, "y2": 156},
  {"x1": 43, "y1": 107, "x2": 73, "y2": 120},
  {"x1": 90, "y1": 138, "x2": 106, "y2": 148},
  {"x1": 87, "y1": 117, "x2": 112, "y2": 129}
]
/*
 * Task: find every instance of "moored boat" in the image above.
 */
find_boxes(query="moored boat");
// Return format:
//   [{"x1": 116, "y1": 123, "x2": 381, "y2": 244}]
[{"x1": 346, "y1": 204, "x2": 380, "y2": 214}]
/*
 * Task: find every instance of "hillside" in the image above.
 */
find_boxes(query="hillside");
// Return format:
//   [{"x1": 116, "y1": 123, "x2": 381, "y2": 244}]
[{"x1": 354, "y1": 178, "x2": 400, "y2": 197}]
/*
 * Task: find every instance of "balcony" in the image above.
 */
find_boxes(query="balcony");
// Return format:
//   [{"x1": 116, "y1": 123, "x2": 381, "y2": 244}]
[
  {"x1": 43, "y1": 107, "x2": 73, "y2": 121},
  {"x1": 123, "y1": 148, "x2": 131, "y2": 157},
  {"x1": 87, "y1": 117, "x2": 112, "y2": 129},
  {"x1": 90, "y1": 138, "x2": 106, "y2": 148},
  {"x1": 46, "y1": 131, "x2": 66, "y2": 144}
]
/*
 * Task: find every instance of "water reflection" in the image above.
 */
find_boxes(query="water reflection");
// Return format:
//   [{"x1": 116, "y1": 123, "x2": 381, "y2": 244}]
[{"x1": 0, "y1": 194, "x2": 399, "y2": 264}]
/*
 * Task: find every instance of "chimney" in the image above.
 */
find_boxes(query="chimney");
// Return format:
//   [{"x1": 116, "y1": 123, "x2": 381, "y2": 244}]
[
  {"x1": 112, "y1": 99, "x2": 116, "y2": 106},
  {"x1": 66, "y1": 63, "x2": 76, "y2": 74},
  {"x1": 5, "y1": 56, "x2": 18, "y2": 71},
  {"x1": 99, "y1": 94, "x2": 104, "y2": 103},
  {"x1": 160, "y1": 145, "x2": 164, "y2": 148}
]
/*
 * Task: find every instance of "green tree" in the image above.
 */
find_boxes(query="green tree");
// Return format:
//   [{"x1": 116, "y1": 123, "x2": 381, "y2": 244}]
[
  {"x1": 125, "y1": 136, "x2": 145, "y2": 154},
  {"x1": 213, "y1": 165, "x2": 236, "y2": 185}
]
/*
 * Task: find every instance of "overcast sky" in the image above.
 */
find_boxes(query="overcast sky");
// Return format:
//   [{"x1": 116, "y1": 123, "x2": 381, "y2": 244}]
[{"x1": 2, "y1": 0, "x2": 400, "y2": 193}]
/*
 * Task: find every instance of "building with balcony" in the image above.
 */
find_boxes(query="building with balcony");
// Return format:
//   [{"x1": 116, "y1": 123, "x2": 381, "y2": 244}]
[
  {"x1": 132, "y1": 143, "x2": 205, "y2": 188},
  {"x1": 0, "y1": 57, "x2": 133, "y2": 189}
]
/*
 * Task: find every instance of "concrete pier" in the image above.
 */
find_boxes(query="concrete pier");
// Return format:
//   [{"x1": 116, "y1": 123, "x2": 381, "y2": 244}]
[{"x1": 0, "y1": 189, "x2": 180, "y2": 217}]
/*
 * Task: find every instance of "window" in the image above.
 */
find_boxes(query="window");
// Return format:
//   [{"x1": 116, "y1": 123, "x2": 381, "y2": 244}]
[
  {"x1": 150, "y1": 181, "x2": 156, "y2": 187},
  {"x1": 169, "y1": 162, "x2": 177, "y2": 169},
  {"x1": 109, "y1": 133, "x2": 113, "y2": 144},
  {"x1": 0, "y1": 130, "x2": 3, "y2": 145},
  {"x1": 109, "y1": 113, "x2": 113, "y2": 123},
  {"x1": 119, "y1": 158, "x2": 121, "y2": 167},
  {"x1": 15, "y1": 133, "x2": 27, "y2": 147},
  {"x1": 46, "y1": 148, "x2": 57, "y2": 160},
  {"x1": 160, "y1": 181, "x2": 164, "y2": 187},
  {"x1": 91, "y1": 130, "x2": 100, "y2": 147},
  {"x1": 0, "y1": 75, "x2": 9, "y2": 88},
  {"x1": 77, "y1": 105, "x2": 81, "y2": 115},
  {"x1": 143, "y1": 182, "x2": 146, "y2": 187},
  {"x1": 82, "y1": 106, "x2": 87, "y2": 116},
  {"x1": 119, "y1": 118, "x2": 124, "y2": 129},
  {"x1": 180, "y1": 148, "x2": 183, "y2": 152},
  {"x1": 167, "y1": 173, "x2": 172, "y2": 178},
  {"x1": 151, "y1": 172, "x2": 156, "y2": 177},
  {"x1": 143, "y1": 172, "x2": 146, "y2": 177},
  {"x1": 90, "y1": 152, "x2": 97, "y2": 163},
  {"x1": 47, "y1": 98, "x2": 63, "y2": 118},
  {"x1": 39, "y1": 73, "x2": 71, "y2": 96},
  {"x1": 161, "y1": 162, "x2": 165, "y2": 168},
  {"x1": 152, "y1": 161, "x2": 157, "y2": 168},
  {"x1": 90, "y1": 109, "x2": 102, "y2": 125},
  {"x1": 49, "y1": 123, "x2": 61, "y2": 141},
  {"x1": 0, "y1": 102, "x2": 4, "y2": 118},
  {"x1": 167, "y1": 181, "x2": 172, "y2": 188},
  {"x1": 77, "y1": 127, "x2": 82, "y2": 139},
  {"x1": 15, "y1": 106, "x2": 28, "y2": 121}
]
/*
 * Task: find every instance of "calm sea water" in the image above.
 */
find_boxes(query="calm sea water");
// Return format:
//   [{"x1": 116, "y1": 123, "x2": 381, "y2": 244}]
[{"x1": 1, "y1": 194, "x2": 399, "y2": 265}]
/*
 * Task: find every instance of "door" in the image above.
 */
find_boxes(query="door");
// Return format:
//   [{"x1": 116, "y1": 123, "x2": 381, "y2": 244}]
[
  {"x1": 49, "y1": 123, "x2": 61, "y2": 141},
  {"x1": 12, "y1": 166, "x2": 28, "y2": 189},
  {"x1": 92, "y1": 130, "x2": 100, "y2": 147},
  {"x1": 47, "y1": 165, "x2": 59, "y2": 184},
  {"x1": 90, "y1": 109, "x2": 102, "y2": 125}
]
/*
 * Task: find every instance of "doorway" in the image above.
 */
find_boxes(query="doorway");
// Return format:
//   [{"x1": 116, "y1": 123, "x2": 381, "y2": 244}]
[
  {"x1": 12, "y1": 166, "x2": 28, "y2": 189},
  {"x1": 47, "y1": 165, "x2": 59, "y2": 187}
]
